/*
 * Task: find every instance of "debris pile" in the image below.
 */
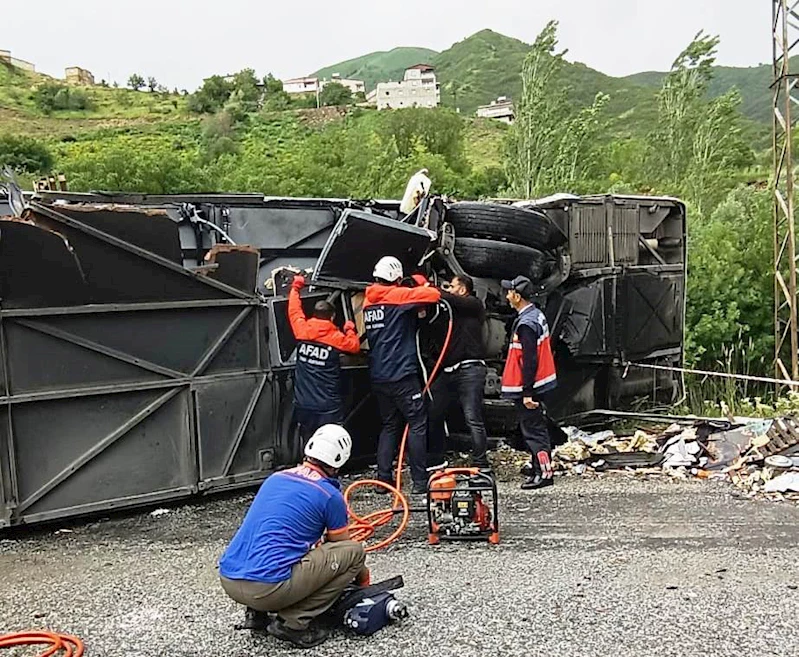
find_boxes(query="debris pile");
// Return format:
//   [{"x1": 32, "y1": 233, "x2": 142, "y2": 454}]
[{"x1": 553, "y1": 416, "x2": 799, "y2": 502}]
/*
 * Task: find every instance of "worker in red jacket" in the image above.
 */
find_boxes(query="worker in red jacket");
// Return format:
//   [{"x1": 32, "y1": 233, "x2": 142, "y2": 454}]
[
  {"x1": 500, "y1": 275, "x2": 558, "y2": 490},
  {"x1": 288, "y1": 275, "x2": 361, "y2": 440},
  {"x1": 364, "y1": 256, "x2": 441, "y2": 494}
]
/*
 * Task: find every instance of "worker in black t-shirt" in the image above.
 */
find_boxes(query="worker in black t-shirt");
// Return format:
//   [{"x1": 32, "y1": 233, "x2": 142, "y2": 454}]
[{"x1": 427, "y1": 274, "x2": 490, "y2": 470}]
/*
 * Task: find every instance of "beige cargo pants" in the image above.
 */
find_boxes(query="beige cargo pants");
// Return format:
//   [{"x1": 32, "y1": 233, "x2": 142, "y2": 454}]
[{"x1": 220, "y1": 540, "x2": 366, "y2": 630}]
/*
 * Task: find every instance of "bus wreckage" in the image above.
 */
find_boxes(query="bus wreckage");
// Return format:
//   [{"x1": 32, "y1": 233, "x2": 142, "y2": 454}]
[{"x1": 0, "y1": 179, "x2": 686, "y2": 527}]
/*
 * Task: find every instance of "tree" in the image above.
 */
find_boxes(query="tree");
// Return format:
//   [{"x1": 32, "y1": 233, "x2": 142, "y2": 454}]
[
  {"x1": 147, "y1": 76, "x2": 158, "y2": 92},
  {"x1": 128, "y1": 74, "x2": 145, "y2": 91},
  {"x1": 33, "y1": 82, "x2": 91, "y2": 113},
  {"x1": 263, "y1": 73, "x2": 284, "y2": 96},
  {"x1": 187, "y1": 75, "x2": 234, "y2": 114},
  {"x1": 0, "y1": 134, "x2": 53, "y2": 173},
  {"x1": 382, "y1": 108, "x2": 468, "y2": 172},
  {"x1": 202, "y1": 111, "x2": 239, "y2": 161},
  {"x1": 319, "y1": 82, "x2": 352, "y2": 107},
  {"x1": 231, "y1": 68, "x2": 261, "y2": 105},
  {"x1": 505, "y1": 20, "x2": 608, "y2": 197},
  {"x1": 645, "y1": 32, "x2": 753, "y2": 213}
]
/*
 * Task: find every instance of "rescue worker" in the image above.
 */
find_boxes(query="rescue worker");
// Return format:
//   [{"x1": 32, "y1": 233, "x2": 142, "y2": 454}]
[
  {"x1": 364, "y1": 256, "x2": 441, "y2": 494},
  {"x1": 500, "y1": 275, "x2": 558, "y2": 490},
  {"x1": 427, "y1": 274, "x2": 490, "y2": 470},
  {"x1": 288, "y1": 274, "x2": 360, "y2": 440},
  {"x1": 219, "y1": 424, "x2": 368, "y2": 649}
]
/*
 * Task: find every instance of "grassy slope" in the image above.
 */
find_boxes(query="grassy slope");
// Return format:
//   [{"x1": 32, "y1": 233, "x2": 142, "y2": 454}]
[
  {"x1": 0, "y1": 61, "x2": 189, "y2": 137},
  {"x1": 311, "y1": 47, "x2": 438, "y2": 91},
  {"x1": 625, "y1": 57, "x2": 799, "y2": 126}
]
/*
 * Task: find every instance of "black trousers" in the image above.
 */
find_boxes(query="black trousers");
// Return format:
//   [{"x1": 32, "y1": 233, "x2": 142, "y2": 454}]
[
  {"x1": 515, "y1": 397, "x2": 553, "y2": 479},
  {"x1": 295, "y1": 406, "x2": 344, "y2": 443},
  {"x1": 428, "y1": 363, "x2": 489, "y2": 467},
  {"x1": 373, "y1": 374, "x2": 428, "y2": 486}
]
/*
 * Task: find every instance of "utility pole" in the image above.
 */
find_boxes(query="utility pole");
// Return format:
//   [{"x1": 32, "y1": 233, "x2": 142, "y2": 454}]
[{"x1": 772, "y1": 0, "x2": 799, "y2": 382}]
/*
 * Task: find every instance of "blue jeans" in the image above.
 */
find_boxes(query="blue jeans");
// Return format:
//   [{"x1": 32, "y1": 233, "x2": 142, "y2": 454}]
[
  {"x1": 427, "y1": 363, "x2": 488, "y2": 467},
  {"x1": 373, "y1": 374, "x2": 428, "y2": 486}
]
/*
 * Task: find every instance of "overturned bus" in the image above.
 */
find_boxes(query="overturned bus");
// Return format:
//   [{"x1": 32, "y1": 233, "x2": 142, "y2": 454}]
[{"x1": 0, "y1": 187, "x2": 686, "y2": 527}]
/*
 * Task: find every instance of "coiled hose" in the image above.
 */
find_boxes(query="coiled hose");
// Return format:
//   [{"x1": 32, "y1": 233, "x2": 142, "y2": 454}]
[
  {"x1": 344, "y1": 300, "x2": 453, "y2": 553},
  {"x1": 0, "y1": 631, "x2": 84, "y2": 656}
]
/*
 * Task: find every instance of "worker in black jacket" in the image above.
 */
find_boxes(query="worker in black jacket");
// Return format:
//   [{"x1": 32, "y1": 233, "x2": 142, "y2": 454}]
[{"x1": 427, "y1": 274, "x2": 490, "y2": 470}]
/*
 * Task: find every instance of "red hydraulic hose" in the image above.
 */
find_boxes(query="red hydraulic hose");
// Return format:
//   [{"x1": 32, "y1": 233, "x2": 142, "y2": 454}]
[
  {"x1": 0, "y1": 631, "x2": 84, "y2": 657},
  {"x1": 344, "y1": 299, "x2": 453, "y2": 553}
]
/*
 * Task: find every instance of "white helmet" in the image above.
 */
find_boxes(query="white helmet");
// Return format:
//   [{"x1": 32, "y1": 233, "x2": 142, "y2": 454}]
[
  {"x1": 373, "y1": 256, "x2": 403, "y2": 283},
  {"x1": 304, "y1": 424, "x2": 352, "y2": 469}
]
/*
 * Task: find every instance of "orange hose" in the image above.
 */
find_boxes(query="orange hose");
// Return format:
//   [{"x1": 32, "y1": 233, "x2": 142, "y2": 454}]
[
  {"x1": 344, "y1": 300, "x2": 453, "y2": 553},
  {"x1": 0, "y1": 631, "x2": 84, "y2": 657}
]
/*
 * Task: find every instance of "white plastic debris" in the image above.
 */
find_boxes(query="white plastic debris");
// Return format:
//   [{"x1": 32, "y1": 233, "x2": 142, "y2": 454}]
[
  {"x1": 399, "y1": 169, "x2": 431, "y2": 214},
  {"x1": 763, "y1": 472, "x2": 799, "y2": 493},
  {"x1": 150, "y1": 508, "x2": 172, "y2": 518}
]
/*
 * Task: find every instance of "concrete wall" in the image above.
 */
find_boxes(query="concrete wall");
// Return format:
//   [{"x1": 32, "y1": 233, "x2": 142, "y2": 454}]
[
  {"x1": 65, "y1": 67, "x2": 95, "y2": 86},
  {"x1": 0, "y1": 50, "x2": 35, "y2": 72}
]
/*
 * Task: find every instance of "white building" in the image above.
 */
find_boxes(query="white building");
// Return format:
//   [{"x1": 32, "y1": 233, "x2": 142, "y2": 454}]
[
  {"x1": 283, "y1": 74, "x2": 365, "y2": 97},
  {"x1": 376, "y1": 64, "x2": 440, "y2": 110},
  {"x1": 476, "y1": 96, "x2": 515, "y2": 124},
  {"x1": 283, "y1": 76, "x2": 321, "y2": 95}
]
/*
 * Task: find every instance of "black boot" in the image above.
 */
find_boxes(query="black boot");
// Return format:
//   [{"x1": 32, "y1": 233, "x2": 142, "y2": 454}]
[
  {"x1": 237, "y1": 607, "x2": 271, "y2": 632},
  {"x1": 267, "y1": 618, "x2": 330, "y2": 648},
  {"x1": 520, "y1": 461, "x2": 534, "y2": 477},
  {"x1": 521, "y1": 475, "x2": 554, "y2": 490}
]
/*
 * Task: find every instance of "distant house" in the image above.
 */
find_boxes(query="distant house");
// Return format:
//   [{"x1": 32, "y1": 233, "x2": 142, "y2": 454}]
[
  {"x1": 476, "y1": 96, "x2": 515, "y2": 124},
  {"x1": 376, "y1": 64, "x2": 440, "y2": 110},
  {"x1": 0, "y1": 49, "x2": 35, "y2": 72},
  {"x1": 284, "y1": 76, "x2": 322, "y2": 95},
  {"x1": 65, "y1": 67, "x2": 95, "y2": 86},
  {"x1": 283, "y1": 74, "x2": 365, "y2": 97}
]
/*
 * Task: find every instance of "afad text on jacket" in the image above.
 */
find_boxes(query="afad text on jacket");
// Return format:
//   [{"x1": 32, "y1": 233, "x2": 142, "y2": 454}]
[
  {"x1": 363, "y1": 283, "x2": 441, "y2": 383},
  {"x1": 288, "y1": 288, "x2": 360, "y2": 412}
]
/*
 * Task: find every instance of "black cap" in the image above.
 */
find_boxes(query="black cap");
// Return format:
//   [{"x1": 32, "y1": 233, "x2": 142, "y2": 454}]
[{"x1": 501, "y1": 275, "x2": 534, "y2": 299}]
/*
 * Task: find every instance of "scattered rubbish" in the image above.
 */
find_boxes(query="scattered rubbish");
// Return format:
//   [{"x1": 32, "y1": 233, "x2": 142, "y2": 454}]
[
  {"x1": 763, "y1": 472, "x2": 799, "y2": 493},
  {"x1": 150, "y1": 508, "x2": 172, "y2": 518},
  {"x1": 765, "y1": 455, "x2": 794, "y2": 469},
  {"x1": 54, "y1": 529, "x2": 74, "y2": 534},
  {"x1": 551, "y1": 414, "x2": 799, "y2": 504}
]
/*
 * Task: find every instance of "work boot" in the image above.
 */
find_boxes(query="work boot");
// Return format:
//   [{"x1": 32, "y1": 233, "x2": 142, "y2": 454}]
[
  {"x1": 374, "y1": 478, "x2": 394, "y2": 495},
  {"x1": 521, "y1": 475, "x2": 554, "y2": 491},
  {"x1": 411, "y1": 481, "x2": 428, "y2": 495},
  {"x1": 267, "y1": 618, "x2": 329, "y2": 649},
  {"x1": 473, "y1": 457, "x2": 492, "y2": 473},
  {"x1": 235, "y1": 607, "x2": 271, "y2": 632}
]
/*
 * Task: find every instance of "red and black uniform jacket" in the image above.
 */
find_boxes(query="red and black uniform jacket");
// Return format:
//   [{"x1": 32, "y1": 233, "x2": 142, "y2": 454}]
[
  {"x1": 363, "y1": 283, "x2": 441, "y2": 383},
  {"x1": 288, "y1": 288, "x2": 360, "y2": 412},
  {"x1": 501, "y1": 304, "x2": 557, "y2": 399}
]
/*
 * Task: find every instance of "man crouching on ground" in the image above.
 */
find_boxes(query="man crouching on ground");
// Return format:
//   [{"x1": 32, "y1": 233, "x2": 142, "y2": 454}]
[{"x1": 218, "y1": 424, "x2": 367, "y2": 649}]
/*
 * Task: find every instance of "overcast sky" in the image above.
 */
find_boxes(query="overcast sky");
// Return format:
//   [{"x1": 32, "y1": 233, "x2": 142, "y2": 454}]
[{"x1": 3, "y1": 0, "x2": 770, "y2": 90}]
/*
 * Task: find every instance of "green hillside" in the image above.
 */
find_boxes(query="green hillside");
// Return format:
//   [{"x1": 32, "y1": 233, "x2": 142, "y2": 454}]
[
  {"x1": 311, "y1": 47, "x2": 437, "y2": 91},
  {"x1": 625, "y1": 58, "x2": 789, "y2": 125},
  {"x1": 431, "y1": 29, "x2": 657, "y2": 135}
]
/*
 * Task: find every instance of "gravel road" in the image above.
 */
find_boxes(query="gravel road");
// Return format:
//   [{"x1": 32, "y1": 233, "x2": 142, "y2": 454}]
[{"x1": 1, "y1": 473, "x2": 798, "y2": 657}]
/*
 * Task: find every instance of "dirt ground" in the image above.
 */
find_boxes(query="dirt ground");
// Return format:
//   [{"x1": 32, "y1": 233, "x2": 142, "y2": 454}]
[{"x1": 1, "y1": 472, "x2": 798, "y2": 657}]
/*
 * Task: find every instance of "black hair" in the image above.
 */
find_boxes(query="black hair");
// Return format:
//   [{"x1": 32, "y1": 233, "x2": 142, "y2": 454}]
[
  {"x1": 313, "y1": 300, "x2": 335, "y2": 321},
  {"x1": 454, "y1": 274, "x2": 475, "y2": 295}
]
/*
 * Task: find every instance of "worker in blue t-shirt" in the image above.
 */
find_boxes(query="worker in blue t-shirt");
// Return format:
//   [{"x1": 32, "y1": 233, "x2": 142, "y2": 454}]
[{"x1": 219, "y1": 425, "x2": 367, "y2": 649}]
